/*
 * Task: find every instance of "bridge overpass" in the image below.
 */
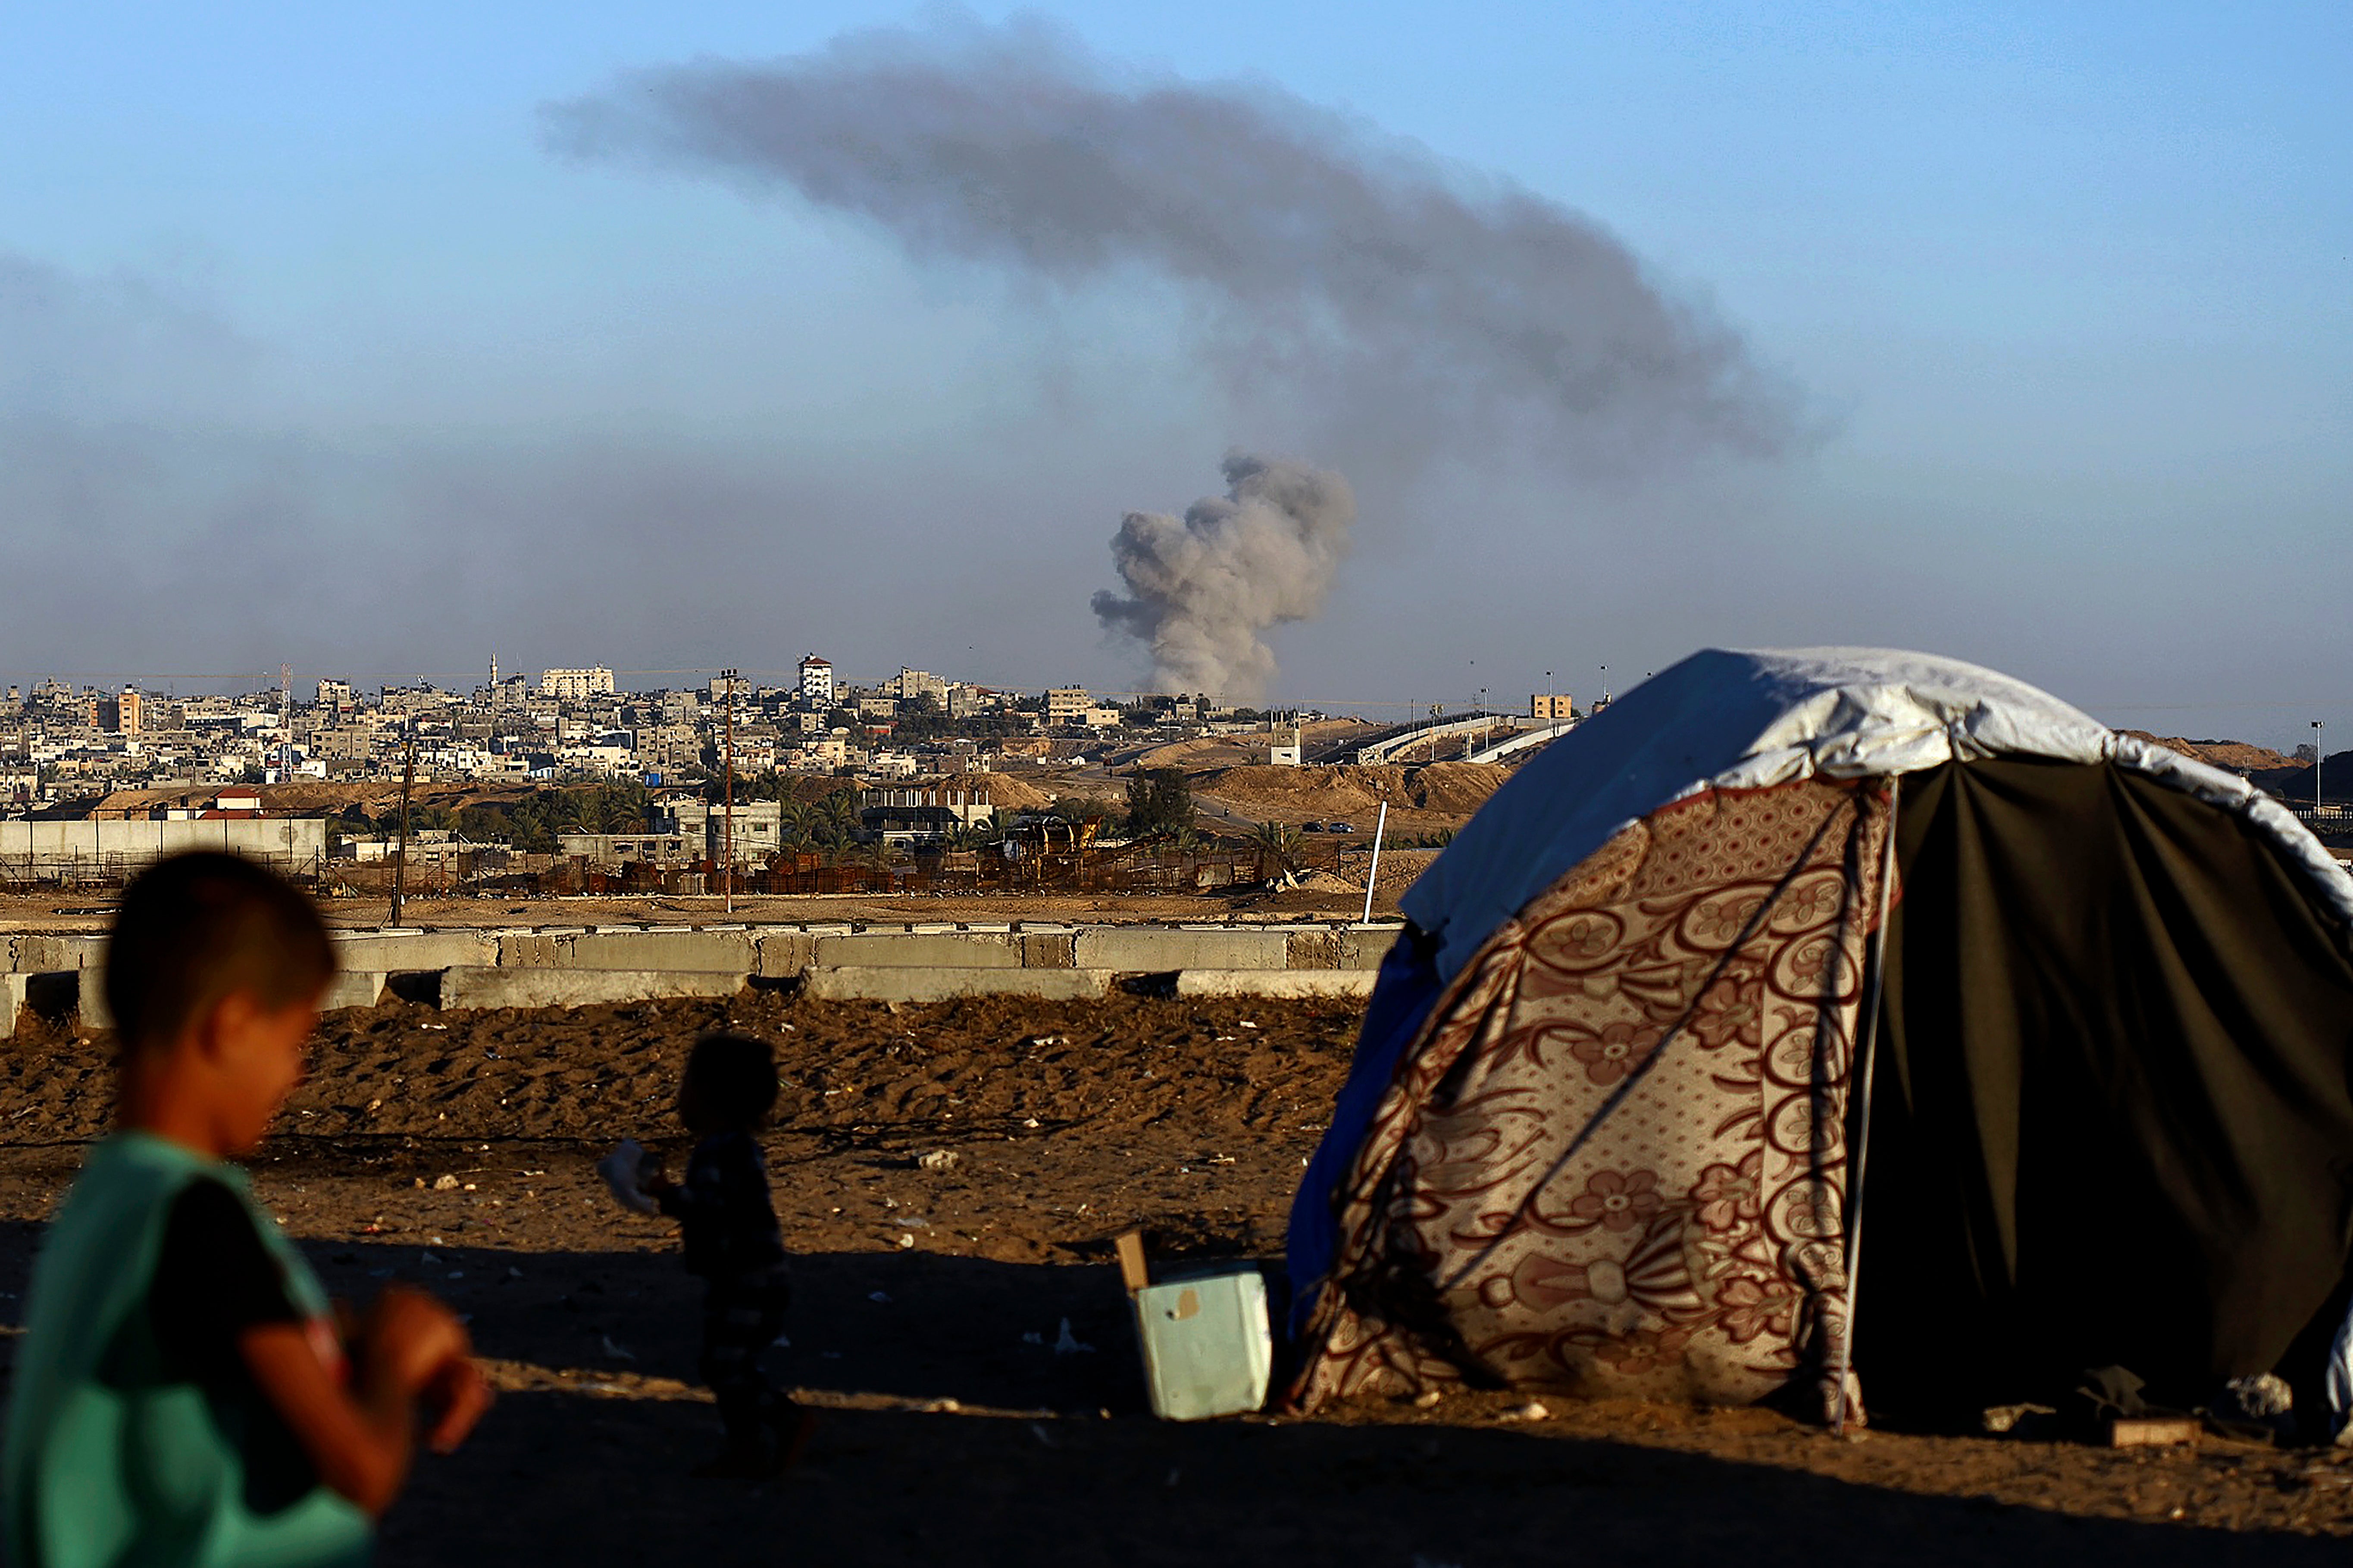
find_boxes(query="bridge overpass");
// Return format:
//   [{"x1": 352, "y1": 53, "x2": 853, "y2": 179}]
[{"x1": 1349, "y1": 711, "x2": 1521, "y2": 765}]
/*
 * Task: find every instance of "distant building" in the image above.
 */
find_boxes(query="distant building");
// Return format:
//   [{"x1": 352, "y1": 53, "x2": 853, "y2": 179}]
[
  {"x1": 97, "y1": 689, "x2": 141, "y2": 735},
  {"x1": 556, "y1": 831, "x2": 696, "y2": 869},
  {"x1": 798, "y1": 655, "x2": 835, "y2": 708},
  {"x1": 860, "y1": 784, "x2": 999, "y2": 842},
  {"x1": 1531, "y1": 693, "x2": 1576, "y2": 723},
  {"x1": 891, "y1": 668, "x2": 948, "y2": 704},
  {"x1": 947, "y1": 685, "x2": 1004, "y2": 719},
  {"x1": 1082, "y1": 706, "x2": 1123, "y2": 731},
  {"x1": 539, "y1": 667, "x2": 616, "y2": 701},
  {"x1": 1249, "y1": 726, "x2": 1303, "y2": 766},
  {"x1": 1045, "y1": 687, "x2": 1090, "y2": 726},
  {"x1": 654, "y1": 797, "x2": 783, "y2": 864}
]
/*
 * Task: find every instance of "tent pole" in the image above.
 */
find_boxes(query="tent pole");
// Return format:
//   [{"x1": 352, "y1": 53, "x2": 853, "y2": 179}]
[{"x1": 1832, "y1": 777, "x2": 1902, "y2": 1436}]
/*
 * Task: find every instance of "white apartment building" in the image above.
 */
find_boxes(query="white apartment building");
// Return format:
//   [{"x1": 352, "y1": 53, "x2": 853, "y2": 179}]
[
  {"x1": 539, "y1": 667, "x2": 616, "y2": 701},
  {"x1": 798, "y1": 655, "x2": 835, "y2": 708}
]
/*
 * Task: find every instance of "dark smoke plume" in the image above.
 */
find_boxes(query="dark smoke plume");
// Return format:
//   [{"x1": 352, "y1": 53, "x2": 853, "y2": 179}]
[
  {"x1": 1091, "y1": 453, "x2": 1354, "y2": 703},
  {"x1": 543, "y1": 16, "x2": 1803, "y2": 474}
]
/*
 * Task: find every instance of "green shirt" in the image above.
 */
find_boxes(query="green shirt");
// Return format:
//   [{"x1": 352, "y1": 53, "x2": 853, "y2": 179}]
[{"x1": 2, "y1": 1134, "x2": 372, "y2": 1568}]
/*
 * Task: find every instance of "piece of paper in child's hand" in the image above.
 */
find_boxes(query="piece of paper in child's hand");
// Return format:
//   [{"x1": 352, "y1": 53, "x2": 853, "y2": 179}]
[{"x1": 597, "y1": 1139, "x2": 661, "y2": 1215}]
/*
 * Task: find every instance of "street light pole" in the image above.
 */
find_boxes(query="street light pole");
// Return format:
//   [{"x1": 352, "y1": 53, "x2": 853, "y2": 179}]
[
  {"x1": 722, "y1": 668, "x2": 738, "y2": 914},
  {"x1": 2315, "y1": 720, "x2": 2325, "y2": 816}
]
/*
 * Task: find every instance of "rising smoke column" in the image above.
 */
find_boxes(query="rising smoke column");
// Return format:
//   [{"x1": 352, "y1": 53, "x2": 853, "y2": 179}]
[
  {"x1": 1090, "y1": 454, "x2": 1355, "y2": 704},
  {"x1": 542, "y1": 17, "x2": 1804, "y2": 474}
]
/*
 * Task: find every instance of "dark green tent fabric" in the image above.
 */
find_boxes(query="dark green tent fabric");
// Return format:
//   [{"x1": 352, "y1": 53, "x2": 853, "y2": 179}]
[{"x1": 1859, "y1": 759, "x2": 2353, "y2": 1415}]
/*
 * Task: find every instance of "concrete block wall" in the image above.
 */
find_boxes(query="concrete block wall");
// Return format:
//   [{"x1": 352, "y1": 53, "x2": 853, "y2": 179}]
[
  {"x1": 3, "y1": 919, "x2": 1410, "y2": 1027},
  {"x1": 335, "y1": 932, "x2": 499, "y2": 972},
  {"x1": 812, "y1": 933, "x2": 1025, "y2": 969},
  {"x1": 1071, "y1": 929, "x2": 1291, "y2": 972}
]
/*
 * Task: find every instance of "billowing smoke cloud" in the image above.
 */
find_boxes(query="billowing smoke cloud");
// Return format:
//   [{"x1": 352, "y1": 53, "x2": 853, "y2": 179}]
[
  {"x1": 1090, "y1": 454, "x2": 1353, "y2": 703},
  {"x1": 542, "y1": 17, "x2": 1804, "y2": 476}
]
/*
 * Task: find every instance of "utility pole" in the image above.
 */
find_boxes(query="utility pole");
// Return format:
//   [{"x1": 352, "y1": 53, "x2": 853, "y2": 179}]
[
  {"x1": 721, "y1": 667, "x2": 738, "y2": 914},
  {"x1": 2315, "y1": 720, "x2": 2326, "y2": 816},
  {"x1": 391, "y1": 724, "x2": 416, "y2": 927}
]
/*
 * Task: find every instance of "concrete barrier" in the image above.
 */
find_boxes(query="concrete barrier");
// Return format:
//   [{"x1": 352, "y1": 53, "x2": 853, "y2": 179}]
[
  {"x1": 1172, "y1": 970, "x2": 1381, "y2": 1000},
  {"x1": 439, "y1": 967, "x2": 748, "y2": 1011},
  {"x1": 560, "y1": 930, "x2": 758, "y2": 973},
  {"x1": 77, "y1": 969, "x2": 112, "y2": 1032},
  {"x1": 1340, "y1": 927, "x2": 1402, "y2": 970},
  {"x1": 321, "y1": 971, "x2": 388, "y2": 1012},
  {"x1": 811, "y1": 933, "x2": 1025, "y2": 969},
  {"x1": 1286, "y1": 931, "x2": 1341, "y2": 970},
  {"x1": 801, "y1": 966, "x2": 1113, "y2": 1003},
  {"x1": 1019, "y1": 932, "x2": 1076, "y2": 969},
  {"x1": 335, "y1": 932, "x2": 498, "y2": 972},
  {"x1": 1072, "y1": 929, "x2": 1291, "y2": 972},
  {"x1": 1, "y1": 921, "x2": 1405, "y2": 1015},
  {"x1": 754, "y1": 931, "x2": 815, "y2": 978},
  {"x1": 494, "y1": 933, "x2": 569, "y2": 967},
  {"x1": 14, "y1": 935, "x2": 107, "y2": 971},
  {"x1": 2, "y1": 974, "x2": 27, "y2": 1035}
]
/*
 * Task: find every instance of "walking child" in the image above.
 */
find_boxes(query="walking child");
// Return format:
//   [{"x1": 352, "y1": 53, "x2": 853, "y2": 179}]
[
  {"x1": 638, "y1": 1033, "x2": 812, "y2": 1477},
  {"x1": 2, "y1": 851, "x2": 489, "y2": 1568}
]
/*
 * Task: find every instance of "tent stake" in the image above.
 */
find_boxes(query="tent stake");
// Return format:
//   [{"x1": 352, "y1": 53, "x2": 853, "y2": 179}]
[{"x1": 1832, "y1": 777, "x2": 1901, "y2": 1436}]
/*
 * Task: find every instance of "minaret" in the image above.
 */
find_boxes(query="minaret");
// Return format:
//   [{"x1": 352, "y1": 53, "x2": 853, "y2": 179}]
[{"x1": 489, "y1": 651, "x2": 499, "y2": 690}]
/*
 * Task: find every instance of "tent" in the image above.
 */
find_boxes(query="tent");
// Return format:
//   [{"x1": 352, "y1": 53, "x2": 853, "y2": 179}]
[{"x1": 1285, "y1": 648, "x2": 2353, "y2": 1422}]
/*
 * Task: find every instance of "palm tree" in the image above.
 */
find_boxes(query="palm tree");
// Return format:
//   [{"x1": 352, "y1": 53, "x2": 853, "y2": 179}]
[
  {"x1": 818, "y1": 790, "x2": 862, "y2": 839},
  {"x1": 1253, "y1": 820, "x2": 1304, "y2": 879},
  {"x1": 946, "y1": 809, "x2": 1007, "y2": 851},
  {"x1": 777, "y1": 800, "x2": 821, "y2": 848}
]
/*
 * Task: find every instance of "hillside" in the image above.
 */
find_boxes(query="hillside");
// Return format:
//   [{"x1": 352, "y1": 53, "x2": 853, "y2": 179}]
[
  {"x1": 2118, "y1": 732, "x2": 2300, "y2": 774},
  {"x1": 1192, "y1": 761, "x2": 1508, "y2": 835}
]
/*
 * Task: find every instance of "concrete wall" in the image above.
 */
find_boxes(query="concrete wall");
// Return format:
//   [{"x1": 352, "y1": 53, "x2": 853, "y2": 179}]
[
  {"x1": 3, "y1": 919, "x2": 1406, "y2": 1028},
  {"x1": 0, "y1": 818, "x2": 328, "y2": 875}
]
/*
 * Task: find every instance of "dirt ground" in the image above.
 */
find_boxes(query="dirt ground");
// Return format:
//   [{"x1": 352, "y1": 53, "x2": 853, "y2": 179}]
[
  {"x1": 0, "y1": 854, "x2": 1440, "y2": 934},
  {"x1": 3, "y1": 992, "x2": 2351, "y2": 1566}
]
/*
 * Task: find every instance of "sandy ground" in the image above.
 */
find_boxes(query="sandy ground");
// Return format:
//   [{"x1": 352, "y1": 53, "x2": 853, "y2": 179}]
[{"x1": 2, "y1": 993, "x2": 2351, "y2": 1566}]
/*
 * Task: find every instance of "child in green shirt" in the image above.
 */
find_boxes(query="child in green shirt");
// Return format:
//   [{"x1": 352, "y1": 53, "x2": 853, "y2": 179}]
[{"x1": 2, "y1": 852, "x2": 489, "y2": 1568}]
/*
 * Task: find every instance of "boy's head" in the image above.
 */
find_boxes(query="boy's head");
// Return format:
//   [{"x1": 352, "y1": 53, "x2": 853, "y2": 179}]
[
  {"x1": 678, "y1": 1033, "x2": 778, "y2": 1134},
  {"x1": 107, "y1": 853, "x2": 336, "y2": 1152}
]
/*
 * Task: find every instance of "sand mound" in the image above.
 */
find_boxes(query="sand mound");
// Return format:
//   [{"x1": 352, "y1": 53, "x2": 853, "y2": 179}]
[
  {"x1": 2119, "y1": 732, "x2": 2300, "y2": 773},
  {"x1": 1195, "y1": 762, "x2": 1508, "y2": 828}
]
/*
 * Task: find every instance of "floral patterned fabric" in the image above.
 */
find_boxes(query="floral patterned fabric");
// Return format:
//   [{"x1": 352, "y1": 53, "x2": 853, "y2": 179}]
[{"x1": 1290, "y1": 779, "x2": 1893, "y2": 1413}]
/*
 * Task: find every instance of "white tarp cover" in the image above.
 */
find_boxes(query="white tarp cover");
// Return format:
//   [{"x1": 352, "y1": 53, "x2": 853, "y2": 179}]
[{"x1": 1403, "y1": 647, "x2": 2353, "y2": 987}]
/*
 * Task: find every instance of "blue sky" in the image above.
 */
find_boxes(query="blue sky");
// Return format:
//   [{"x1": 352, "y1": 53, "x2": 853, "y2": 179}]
[{"x1": 1, "y1": 2, "x2": 2346, "y2": 745}]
